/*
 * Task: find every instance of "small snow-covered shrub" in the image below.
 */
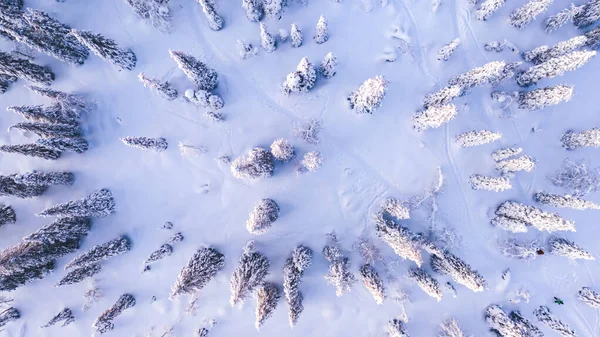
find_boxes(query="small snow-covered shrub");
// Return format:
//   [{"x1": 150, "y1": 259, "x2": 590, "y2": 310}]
[
  {"x1": 495, "y1": 155, "x2": 536, "y2": 173},
  {"x1": 549, "y1": 237, "x2": 594, "y2": 260},
  {"x1": 492, "y1": 147, "x2": 522, "y2": 161},
  {"x1": 138, "y1": 73, "x2": 177, "y2": 100},
  {"x1": 406, "y1": 268, "x2": 442, "y2": 301},
  {"x1": 301, "y1": 151, "x2": 323, "y2": 172},
  {"x1": 535, "y1": 192, "x2": 600, "y2": 210},
  {"x1": 534, "y1": 306, "x2": 577, "y2": 337},
  {"x1": 578, "y1": 287, "x2": 600, "y2": 308},
  {"x1": 381, "y1": 198, "x2": 410, "y2": 220},
  {"x1": 510, "y1": 0, "x2": 554, "y2": 29},
  {"x1": 475, "y1": 0, "x2": 507, "y2": 20},
  {"x1": 348, "y1": 76, "x2": 389, "y2": 114},
  {"x1": 430, "y1": 250, "x2": 487, "y2": 292},
  {"x1": 170, "y1": 247, "x2": 225, "y2": 298},
  {"x1": 497, "y1": 238, "x2": 540, "y2": 260},
  {"x1": 92, "y1": 294, "x2": 135, "y2": 334},
  {"x1": 270, "y1": 138, "x2": 294, "y2": 162},
  {"x1": 260, "y1": 23, "x2": 276, "y2": 53},
  {"x1": 314, "y1": 15, "x2": 328, "y2": 44},
  {"x1": 518, "y1": 85, "x2": 573, "y2": 111},
  {"x1": 231, "y1": 147, "x2": 274, "y2": 180},
  {"x1": 413, "y1": 104, "x2": 457, "y2": 131},
  {"x1": 246, "y1": 199, "x2": 279, "y2": 235},
  {"x1": 290, "y1": 24, "x2": 303, "y2": 48},
  {"x1": 255, "y1": 283, "x2": 280, "y2": 330},
  {"x1": 437, "y1": 38, "x2": 460, "y2": 61},
  {"x1": 179, "y1": 142, "x2": 207, "y2": 158},
  {"x1": 561, "y1": 128, "x2": 600, "y2": 150},
  {"x1": 524, "y1": 36, "x2": 588, "y2": 65},
  {"x1": 320, "y1": 52, "x2": 337, "y2": 78},
  {"x1": 185, "y1": 89, "x2": 224, "y2": 110},
  {"x1": 359, "y1": 264, "x2": 386, "y2": 304},
  {"x1": 230, "y1": 245, "x2": 270, "y2": 306},
  {"x1": 516, "y1": 50, "x2": 596, "y2": 86},
  {"x1": 37, "y1": 189, "x2": 115, "y2": 218},
  {"x1": 143, "y1": 243, "x2": 173, "y2": 266},
  {"x1": 375, "y1": 215, "x2": 422, "y2": 266},
  {"x1": 551, "y1": 159, "x2": 600, "y2": 196},
  {"x1": 495, "y1": 200, "x2": 576, "y2": 232},
  {"x1": 438, "y1": 318, "x2": 465, "y2": 337},
  {"x1": 469, "y1": 175, "x2": 512, "y2": 191},
  {"x1": 422, "y1": 85, "x2": 463, "y2": 108},
  {"x1": 455, "y1": 130, "x2": 501, "y2": 147},
  {"x1": 122, "y1": 136, "x2": 168, "y2": 152}
]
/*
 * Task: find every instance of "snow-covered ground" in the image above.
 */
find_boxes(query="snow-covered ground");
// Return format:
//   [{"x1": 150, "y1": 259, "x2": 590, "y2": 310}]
[{"x1": 1, "y1": 0, "x2": 600, "y2": 336}]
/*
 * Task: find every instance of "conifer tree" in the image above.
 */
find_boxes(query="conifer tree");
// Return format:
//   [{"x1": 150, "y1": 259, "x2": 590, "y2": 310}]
[
  {"x1": 524, "y1": 36, "x2": 588, "y2": 65},
  {"x1": 138, "y1": 73, "x2": 178, "y2": 100},
  {"x1": 246, "y1": 199, "x2": 279, "y2": 235},
  {"x1": 0, "y1": 74, "x2": 16, "y2": 94},
  {"x1": 413, "y1": 104, "x2": 458, "y2": 131},
  {"x1": 169, "y1": 50, "x2": 218, "y2": 90},
  {"x1": 197, "y1": 0, "x2": 224, "y2": 31},
  {"x1": 475, "y1": 0, "x2": 507, "y2": 21},
  {"x1": 255, "y1": 282, "x2": 280, "y2": 330},
  {"x1": 485, "y1": 305, "x2": 522, "y2": 336},
  {"x1": 230, "y1": 244, "x2": 270, "y2": 306},
  {"x1": 121, "y1": 136, "x2": 168, "y2": 152},
  {"x1": 10, "y1": 122, "x2": 82, "y2": 139},
  {"x1": 42, "y1": 308, "x2": 74, "y2": 328},
  {"x1": 320, "y1": 52, "x2": 337, "y2": 78},
  {"x1": 92, "y1": 294, "x2": 135, "y2": 334},
  {"x1": 381, "y1": 197, "x2": 410, "y2": 220},
  {"x1": 0, "y1": 143, "x2": 62, "y2": 160},
  {"x1": 455, "y1": 130, "x2": 502, "y2": 147},
  {"x1": 561, "y1": 128, "x2": 600, "y2": 150},
  {"x1": 585, "y1": 25, "x2": 600, "y2": 48},
  {"x1": 260, "y1": 23, "x2": 276, "y2": 53},
  {"x1": 36, "y1": 137, "x2": 89, "y2": 153},
  {"x1": 430, "y1": 250, "x2": 487, "y2": 292},
  {"x1": 510, "y1": 0, "x2": 554, "y2": 29},
  {"x1": 516, "y1": 50, "x2": 596, "y2": 86},
  {"x1": 359, "y1": 264, "x2": 386, "y2": 304},
  {"x1": 518, "y1": 85, "x2": 573, "y2": 111},
  {"x1": 374, "y1": 214, "x2": 422, "y2": 266},
  {"x1": 573, "y1": 0, "x2": 600, "y2": 27},
  {"x1": 170, "y1": 246, "x2": 225, "y2": 298},
  {"x1": 494, "y1": 200, "x2": 576, "y2": 232},
  {"x1": 314, "y1": 15, "x2": 328, "y2": 44},
  {"x1": 388, "y1": 318, "x2": 409, "y2": 337},
  {"x1": 422, "y1": 85, "x2": 463, "y2": 108},
  {"x1": 534, "y1": 306, "x2": 576, "y2": 337},
  {"x1": 437, "y1": 38, "x2": 460, "y2": 61},
  {"x1": 281, "y1": 57, "x2": 317, "y2": 94},
  {"x1": 8, "y1": 104, "x2": 78, "y2": 125},
  {"x1": 71, "y1": 29, "x2": 136, "y2": 71},
  {"x1": 438, "y1": 318, "x2": 466, "y2": 337},
  {"x1": 0, "y1": 52, "x2": 54, "y2": 85},
  {"x1": 0, "y1": 175, "x2": 47, "y2": 198},
  {"x1": 242, "y1": 0, "x2": 263, "y2": 22},
  {"x1": 0, "y1": 205, "x2": 16, "y2": 227},
  {"x1": 495, "y1": 155, "x2": 536, "y2": 173},
  {"x1": 37, "y1": 189, "x2": 116, "y2": 218},
  {"x1": 283, "y1": 245, "x2": 312, "y2": 327},
  {"x1": 123, "y1": 0, "x2": 172, "y2": 32},
  {"x1": 24, "y1": 217, "x2": 91, "y2": 245},
  {"x1": 348, "y1": 76, "x2": 389, "y2": 114},
  {"x1": 290, "y1": 23, "x2": 303, "y2": 48},
  {"x1": 449, "y1": 61, "x2": 519, "y2": 90},
  {"x1": 264, "y1": 0, "x2": 286, "y2": 19},
  {"x1": 65, "y1": 236, "x2": 131, "y2": 270},
  {"x1": 545, "y1": 4, "x2": 581, "y2": 33},
  {"x1": 549, "y1": 237, "x2": 595, "y2": 260},
  {"x1": 535, "y1": 191, "x2": 600, "y2": 210},
  {"x1": 469, "y1": 174, "x2": 512, "y2": 191},
  {"x1": 143, "y1": 243, "x2": 172, "y2": 268},
  {"x1": 407, "y1": 268, "x2": 443, "y2": 301},
  {"x1": 578, "y1": 287, "x2": 600, "y2": 308},
  {"x1": 0, "y1": 307, "x2": 19, "y2": 328},
  {"x1": 56, "y1": 263, "x2": 101, "y2": 286},
  {"x1": 492, "y1": 147, "x2": 522, "y2": 161},
  {"x1": 27, "y1": 85, "x2": 89, "y2": 117},
  {"x1": 12, "y1": 171, "x2": 74, "y2": 187}
]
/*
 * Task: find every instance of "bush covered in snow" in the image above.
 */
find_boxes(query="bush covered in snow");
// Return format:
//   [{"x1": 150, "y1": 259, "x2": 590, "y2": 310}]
[
  {"x1": 170, "y1": 247, "x2": 225, "y2": 298},
  {"x1": 348, "y1": 76, "x2": 388, "y2": 114},
  {"x1": 359, "y1": 264, "x2": 386, "y2": 304},
  {"x1": 0, "y1": 52, "x2": 54, "y2": 85},
  {"x1": 246, "y1": 199, "x2": 279, "y2": 235},
  {"x1": 469, "y1": 175, "x2": 512, "y2": 191},
  {"x1": 438, "y1": 318, "x2": 465, "y2": 337},
  {"x1": 549, "y1": 237, "x2": 594, "y2": 260},
  {"x1": 231, "y1": 147, "x2": 275, "y2": 179},
  {"x1": 437, "y1": 38, "x2": 460, "y2": 61},
  {"x1": 283, "y1": 245, "x2": 312, "y2": 327},
  {"x1": 230, "y1": 244, "x2": 270, "y2": 306},
  {"x1": 37, "y1": 189, "x2": 116, "y2": 218},
  {"x1": 406, "y1": 268, "x2": 442, "y2": 301},
  {"x1": 255, "y1": 282, "x2": 280, "y2": 330},
  {"x1": 494, "y1": 200, "x2": 575, "y2": 232},
  {"x1": 561, "y1": 128, "x2": 600, "y2": 150},
  {"x1": 0, "y1": 144, "x2": 61, "y2": 160},
  {"x1": 578, "y1": 287, "x2": 600, "y2": 308},
  {"x1": 323, "y1": 235, "x2": 356, "y2": 297},
  {"x1": 388, "y1": 318, "x2": 409, "y2": 337},
  {"x1": 270, "y1": 138, "x2": 294, "y2": 162},
  {"x1": 455, "y1": 130, "x2": 501, "y2": 147},
  {"x1": 413, "y1": 104, "x2": 457, "y2": 131},
  {"x1": 422, "y1": 85, "x2": 463, "y2": 108},
  {"x1": 535, "y1": 192, "x2": 600, "y2": 210},
  {"x1": 497, "y1": 238, "x2": 541, "y2": 260},
  {"x1": 534, "y1": 306, "x2": 576, "y2": 337},
  {"x1": 185, "y1": 89, "x2": 224, "y2": 110},
  {"x1": 510, "y1": 0, "x2": 553, "y2": 29},
  {"x1": 475, "y1": 0, "x2": 507, "y2": 21},
  {"x1": 169, "y1": 50, "x2": 218, "y2": 90},
  {"x1": 374, "y1": 214, "x2": 422, "y2": 266},
  {"x1": 516, "y1": 50, "x2": 596, "y2": 86},
  {"x1": 92, "y1": 294, "x2": 135, "y2": 334},
  {"x1": 518, "y1": 85, "x2": 573, "y2": 111},
  {"x1": 301, "y1": 151, "x2": 323, "y2": 172},
  {"x1": 293, "y1": 118, "x2": 321, "y2": 144},
  {"x1": 495, "y1": 155, "x2": 536, "y2": 173}
]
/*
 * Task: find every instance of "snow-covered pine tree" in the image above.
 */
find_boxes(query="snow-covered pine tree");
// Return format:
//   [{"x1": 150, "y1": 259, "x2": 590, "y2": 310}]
[
  {"x1": 516, "y1": 50, "x2": 596, "y2": 86},
  {"x1": 121, "y1": 136, "x2": 168, "y2": 152},
  {"x1": 8, "y1": 104, "x2": 78, "y2": 125},
  {"x1": 449, "y1": 61, "x2": 520, "y2": 90},
  {"x1": 518, "y1": 85, "x2": 573, "y2": 111},
  {"x1": 0, "y1": 52, "x2": 54, "y2": 85},
  {"x1": 36, "y1": 137, "x2": 88, "y2": 153},
  {"x1": 270, "y1": 138, "x2": 294, "y2": 162},
  {"x1": 510, "y1": 0, "x2": 554, "y2": 29},
  {"x1": 455, "y1": 130, "x2": 501, "y2": 147},
  {"x1": 231, "y1": 147, "x2": 275, "y2": 179},
  {"x1": 0, "y1": 143, "x2": 62, "y2": 160},
  {"x1": 65, "y1": 235, "x2": 131, "y2": 269},
  {"x1": 535, "y1": 191, "x2": 600, "y2": 210},
  {"x1": 485, "y1": 305, "x2": 522, "y2": 336},
  {"x1": 12, "y1": 171, "x2": 74, "y2": 187},
  {"x1": 406, "y1": 268, "x2": 443, "y2": 301},
  {"x1": 511, "y1": 311, "x2": 544, "y2": 337},
  {"x1": 169, "y1": 50, "x2": 218, "y2": 90},
  {"x1": 413, "y1": 104, "x2": 458, "y2": 131},
  {"x1": 430, "y1": 250, "x2": 487, "y2": 292},
  {"x1": 469, "y1": 174, "x2": 512, "y2": 191},
  {"x1": 170, "y1": 246, "x2": 225, "y2": 298},
  {"x1": 437, "y1": 38, "x2": 460, "y2": 61},
  {"x1": 491, "y1": 215, "x2": 529, "y2": 233},
  {"x1": 92, "y1": 294, "x2": 135, "y2": 334},
  {"x1": 71, "y1": 29, "x2": 136, "y2": 71},
  {"x1": 264, "y1": 0, "x2": 286, "y2": 19},
  {"x1": 438, "y1": 318, "x2": 466, "y2": 337},
  {"x1": 314, "y1": 15, "x2": 328, "y2": 44},
  {"x1": 578, "y1": 287, "x2": 600, "y2": 308},
  {"x1": 27, "y1": 85, "x2": 89, "y2": 117},
  {"x1": 197, "y1": 0, "x2": 224, "y2": 31},
  {"x1": 290, "y1": 23, "x2": 303, "y2": 48},
  {"x1": 237, "y1": 39, "x2": 256, "y2": 60},
  {"x1": 283, "y1": 245, "x2": 312, "y2": 327},
  {"x1": 37, "y1": 189, "x2": 116, "y2": 218},
  {"x1": 422, "y1": 85, "x2": 463, "y2": 108},
  {"x1": 388, "y1": 318, "x2": 409, "y2": 337},
  {"x1": 246, "y1": 199, "x2": 279, "y2": 235},
  {"x1": 0, "y1": 74, "x2": 16, "y2": 94},
  {"x1": 281, "y1": 57, "x2": 317, "y2": 94},
  {"x1": 143, "y1": 244, "x2": 173, "y2": 268},
  {"x1": 348, "y1": 76, "x2": 388, "y2": 114},
  {"x1": 123, "y1": 0, "x2": 172, "y2": 32},
  {"x1": 324, "y1": 254, "x2": 356, "y2": 297},
  {"x1": 561, "y1": 128, "x2": 600, "y2": 150},
  {"x1": 549, "y1": 237, "x2": 595, "y2": 260},
  {"x1": 242, "y1": 0, "x2": 263, "y2": 22},
  {"x1": 24, "y1": 217, "x2": 91, "y2": 246},
  {"x1": 0, "y1": 175, "x2": 47, "y2": 198},
  {"x1": 359, "y1": 264, "x2": 386, "y2": 304},
  {"x1": 534, "y1": 306, "x2": 576, "y2": 337},
  {"x1": 138, "y1": 73, "x2": 177, "y2": 100},
  {"x1": 545, "y1": 4, "x2": 581, "y2": 33},
  {"x1": 585, "y1": 26, "x2": 600, "y2": 48},
  {"x1": 374, "y1": 214, "x2": 422, "y2": 266},
  {"x1": 301, "y1": 151, "x2": 323, "y2": 172},
  {"x1": 381, "y1": 198, "x2": 410, "y2": 220},
  {"x1": 495, "y1": 155, "x2": 536, "y2": 173},
  {"x1": 494, "y1": 200, "x2": 576, "y2": 232},
  {"x1": 260, "y1": 23, "x2": 276, "y2": 53},
  {"x1": 42, "y1": 308, "x2": 74, "y2": 328},
  {"x1": 475, "y1": 0, "x2": 507, "y2": 20},
  {"x1": 9, "y1": 122, "x2": 82, "y2": 138},
  {"x1": 55, "y1": 263, "x2": 101, "y2": 286},
  {"x1": 524, "y1": 36, "x2": 588, "y2": 65},
  {"x1": 0, "y1": 307, "x2": 19, "y2": 328},
  {"x1": 320, "y1": 52, "x2": 337, "y2": 78},
  {"x1": 492, "y1": 147, "x2": 522, "y2": 162},
  {"x1": 573, "y1": 0, "x2": 600, "y2": 27},
  {"x1": 0, "y1": 205, "x2": 16, "y2": 227},
  {"x1": 255, "y1": 282, "x2": 280, "y2": 330},
  {"x1": 230, "y1": 243, "x2": 270, "y2": 306}
]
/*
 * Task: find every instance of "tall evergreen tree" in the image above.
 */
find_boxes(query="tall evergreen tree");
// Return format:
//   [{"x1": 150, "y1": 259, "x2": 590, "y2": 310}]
[
  {"x1": 0, "y1": 73, "x2": 17, "y2": 93},
  {"x1": 314, "y1": 15, "x2": 328, "y2": 44},
  {"x1": 374, "y1": 214, "x2": 422, "y2": 266},
  {"x1": 0, "y1": 52, "x2": 54, "y2": 85},
  {"x1": 138, "y1": 72, "x2": 178, "y2": 100},
  {"x1": 197, "y1": 0, "x2": 224, "y2": 31},
  {"x1": 37, "y1": 189, "x2": 116, "y2": 218},
  {"x1": 92, "y1": 294, "x2": 135, "y2": 334},
  {"x1": 524, "y1": 36, "x2": 588, "y2": 65},
  {"x1": 290, "y1": 23, "x2": 303, "y2": 48},
  {"x1": 255, "y1": 282, "x2": 280, "y2": 330},
  {"x1": 0, "y1": 175, "x2": 47, "y2": 198},
  {"x1": 0, "y1": 307, "x2": 19, "y2": 328},
  {"x1": 42, "y1": 308, "x2": 75, "y2": 328},
  {"x1": 283, "y1": 245, "x2": 312, "y2": 327},
  {"x1": 0, "y1": 143, "x2": 61, "y2": 160},
  {"x1": 264, "y1": 0, "x2": 286, "y2": 19},
  {"x1": 9, "y1": 122, "x2": 82, "y2": 138},
  {"x1": 121, "y1": 136, "x2": 168, "y2": 152},
  {"x1": 281, "y1": 57, "x2": 316, "y2": 94},
  {"x1": 36, "y1": 137, "x2": 89, "y2": 153},
  {"x1": 56, "y1": 263, "x2": 101, "y2": 286},
  {"x1": 518, "y1": 85, "x2": 573, "y2": 111},
  {"x1": 242, "y1": 0, "x2": 263, "y2": 22},
  {"x1": 516, "y1": 50, "x2": 596, "y2": 86},
  {"x1": 320, "y1": 52, "x2": 337, "y2": 78},
  {"x1": 71, "y1": 29, "x2": 136, "y2": 71},
  {"x1": 24, "y1": 217, "x2": 91, "y2": 245},
  {"x1": 27, "y1": 85, "x2": 89, "y2": 117},
  {"x1": 8, "y1": 104, "x2": 79, "y2": 125},
  {"x1": 510, "y1": 0, "x2": 553, "y2": 29},
  {"x1": 359, "y1": 264, "x2": 386, "y2": 304},
  {"x1": 573, "y1": 0, "x2": 600, "y2": 27},
  {"x1": 169, "y1": 50, "x2": 218, "y2": 90},
  {"x1": 170, "y1": 246, "x2": 225, "y2": 298},
  {"x1": 64, "y1": 235, "x2": 131, "y2": 270},
  {"x1": 430, "y1": 250, "x2": 487, "y2": 292},
  {"x1": 0, "y1": 205, "x2": 16, "y2": 227}
]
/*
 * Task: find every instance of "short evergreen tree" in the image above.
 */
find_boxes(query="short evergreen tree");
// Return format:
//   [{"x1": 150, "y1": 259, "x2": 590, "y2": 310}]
[
  {"x1": 260, "y1": 23, "x2": 276, "y2": 53},
  {"x1": 381, "y1": 198, "x2": 410, "y2": 220},
  {"x1": 320, "y1": 52, "x2": 337, "y2": 78},
  {"x1": 388, "y1": 318, "x2": 409, "y2": 337},
  {"x1": 197, "y1": 0, "x2": 224, "y2": 31},
  {"x1": 437, "y1": 38, "x2": 460, "y2": 61},
  {"x1": 82, "y1": 281, "x2": 103, "y2": 312},
  {"x1": 301, "y1": 151, "x2": 323, "y2": 172},
  {"x1": 283, "y1": 245, "x2": 312, "y2": 327},
  {"x1": 438, "y1": 318, "x2": 465, "y2": 337},
  {"x1": 255, "y1": 282, "x2": 280, "y2": 330},
  {"x1": 0, "y1": 143, "x2": 62, "y2": 160},
  {"x1": 573, "y1": 0, "x2": 600, "y2": 27},
  {"x1": 123, "y1": 0, "x2": 172, "y2": 32},
  {"x1": 270, "y1": 138, "x2": 294, "y2": 162},
  {"x1": 534, "y1": 306, "x2": 576, "y2": 337},
  {"x1": 8, "y1": 104, "x2": 79, "y2": 125},
  {"x1": 264, "y1": 0, "x2": 286, "y2": 19},
  {"x1": 56, "y1": 263, "x2": 101, "y2": 286},
  {"x1": 121, "y1": 136, "x2": 168, "y2": 152},
  {"x1": 545, "y1": 4, "x2": 581, "y2": 33},
  {"x1": 9, "y1": 122, "x2": 82, "y2": 139},
  {"x1": 524, "y1": 36, "x2": 588, "y2": 65},
  {"x1": 406, "y1": 268, "x2": 443, "y2": 301},
  {"x1": 230, "y1": 245, "x2": 270, "y2": 306},
  {"x1": 0, "y1": 52, "x2": 54, "y2": 85},
  {"x1": 359, "y1": 264, "x2": 386, "y2": 304},
  {"x1": 535, "y1": 191, "x2": 600, "y2": 210},
  {"x1": 290, "y1": 23, "x2": 303, "y2": 48},
  {"x1": 237, "y1": 40, "x2": 256, "y2": 59},
  {"x1": 143, "y1": 244, "x2": 173, "y2": 268},
  {"x1": 516, "y1": 50, "x2": 596, "y2": 86},
  {"x1": 231, "y1": 147, "x2": 275, "y2": 180},
  {"x1": 170, "y1": 246, "x2": 225, "y2": 298},
  {"x1": 510, "y1": 0, "x2": 554, "y2": 29},
  {"x1": 455, "y1": 130, "x2": 501, "y2": 147},
  {"x1": 92, "y1": 294, "x2": 135, "y2": 334},
  {"x1": 561, "y1": 128, "x2": 600, "y2": 150},
  {"x1": 430, "y1": 250, "x2": 487, "y2": 292},
  {"x1": 42, "y1": 308, "x2": 74, "y2": 328},
  {"x1": 422, "y1": 85, "x2": 463, "y2": 108},
  {"x1": 549, "y1": 237, "x2": 595, "y2": 260},
  {"x1": 37, "y1": 189, "x2": 116, "y2": 218},
  {"x1": 518, "y1": 85, "x2": 573, "y2": 111},
  {"x1": 242, "y1": 0, "x2": 263, "y2": 22},
  {"x1": 246, "y1": 199, "x2": 279, "y2": 235},
  {"x1": 495, "y1": 155, "x2": 536, "y2": 173},
  {"x1": 24, "y1": 217, "x2": 91, "y2": 245},
  {"x1": 348, "y1": 76, "x2": 388, "y2": 114},
  {"x1": 494, "y1": 200, "x2": 576, "y2": 232},
  {"x1": 65, "y1": 235, "x2": 131, "y2": 269},
  {"x1": 12, "y1": 171, "x2": 74, "y2": 187},
  {"x1": 413, "y1": 104, "x2": 457, "y2": 131},
  {"x1": 169, "y1": 50, "x2": 218, "y2": 90},
  {"x1": 36, "y1": 137, "x2": 89, "y2": 153},
  {"x1": 578, "y1": 287, "x2": 600, "y2": 308},
  {"x1": 449, "y1": 61, "x2": 520, "y2": 90},
  {"x1": 475, "y1": 0, "x2": 507, "y2": 20},
  {"x1": 469, "y1": 174, "x2": 512, "y2": 191},
  {"x1": 585, "y1": 25, "x2": 600, "y2": 48},
  {"x1": 138, "y1": 73, "x2": 177, "y2": 100},
  {"x1": 374, "y1": 214, "x2": 422, "y2": 266},
  {"x1": 492, "y1": 215, "x2": 529, "y2": 233},
  {"x1": 71, "y1": 29, "x2": 136, "y2": 70},
  {"x1": 492, "y1": 147, "x2": 522, "y2": 161},
  {"x1": 281, "y1": 57, "x2": 317, "y2": 94},
  {"x1": 0, "y1": 205, "x2": 16, "y2": 227},
  {"x1": 314, "y1": 15, "x2": 328, "y2": 44},
  {"x1": 0, "y1": 307, "x2": 19, "y2": 328},
  {"x1": 0, "y1": 175, "x2": 47, "y2": 198}
]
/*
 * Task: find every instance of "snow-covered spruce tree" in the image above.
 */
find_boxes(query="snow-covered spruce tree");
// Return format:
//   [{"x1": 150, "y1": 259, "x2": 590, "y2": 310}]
[
  {"x1": 536, "y1": 192, "x2": 600, "y2": 210},
  {"x1": 0, "y1": 74, "x2": 16, "y2": 94},
  {"x1": 381, "y1": 198, "x2": 410, "y2": 220},
  {"x1": 270, "y1": 138, "x2": 294, "y2": 162},
  {"x1": 264, "y1": 0, "x2": 286, "y2": 19},
  {"x1": 36, "y1": 137, "x2": 88, "y2": 153},
  {"x1": 290, "y1": 23, "x2": 303, "y2": 48},
  {"x1": 495, "y1": 200, "x2": 576, "y2": 232},
  {"x1": 374, "y1": 214, "x2": 422, "y2": 266},
  {"x1": 170, "y1": 246, "x2": 225, "y2": 298},
  {"x1": 406, "y1": 268, "x2": 442, "y2": 301},
  {"x1": 516, "y1": 50, "x2": 596, "y2": 86},
  {"x1": 524, "y1": 36, "x2": 588, "y2": 65},
  {"x1": 13, "y1": 171, "x2": 74, "y2": 187},
  {"x1": 0, "y1": 144, "x2": 62, "y2": 160},
  {"x1": 545, "y1": 5, "x2": 581, "y2": 33},
  {"x1": 0, "y1": 52, "x2": 54, "y2": 85},
  {"x1": 579, "y1": 287, "x2": 600, "y2": 308},
  {"x1": 438, "y1": 318, "x2": 465, "y2": 337},
  {"x1": 260, "y1": 23, "x2": 276, "y2": 53},
  {"x1": 197, "y1": 0, "x2": 224, "y2": 31},
  {"x1": 324, "y1": 254, "x2": 356, "y2": 297},
  {"x1": 492, "y1": 147, "x2": 522, "y2": 162},
  {"x1": 561, "y1": 128, "x2": 600, "y2": 150},
  {"x1": 422, "y1": 85, "x2": 463, "y2": 108},
  {"x1": 585, "y1": 26, "x2": 600, "y2": 48},
  {"x1": 495, "y1": 155, "x2": 536, "y2": 173},
  {"x1": 27, "y1": 85, "x2": 90, "y2": 117},
  {"x1": 37, "y1": 189, "x2": 116, "y2": 218},
  {"x1": 301, "y1": 151, "x2": 323, "y2": 172},
  {"x1": 497, "y1": 238, "x2": 541, "y2": 259},
  {"x1": 437, "y1": 38, "x2": 460, "y2": 61},
  {"x1": 169, "y1": 50, "x2": 218, "y2": 90},
  {"x1": 42, "y1": 308, "x2": 74, "y2": 328},
  {"x1": 475, "y1": 0, "x2": 507, "y2": 20},
  {"x1": 455, "y1": 130, "x2": 501, "y2": 147},
  {"x1": 534, "y1": 306, "x2": 576, "y2": 337},
  {"x1": 230, "y1": 244, "x2": 270, "y2": 306},
  {"x1": 430, "y1": 250, "x2": 487, "y2": 292},
  {"x1": 71, "y1": 29, "x2": 136, "y2": 71},
  {"x1": 10, "y1": 122, "x2": 82, "y2": 139},
  {"x1": 242, "y1": 0, "x2": 263, "y2": 22},
  {"x1": 246, "y1": 199, "x2": 279, "y2": 235},
  {"x1": 485, "y1": 305, "x2": 522, "y2": 336},
  {"x1": 0, "y1": 307, "x2": 19, "y2": 328},
  {"x1": 510, "y1": 0, "x2": 554, "y2": 29},
  {"x1": 469, "y1": 174, "x2": 512, "y2": 192},
  {"x1": 255, "y1": 282, "x2": 280, "y2": 330},
  {"x1": 573, "y1": 0, "x2": 600, "y2": 27},
  {"x1": 348, "y1": 76, "x2": 388, "y2": 114},
  {"x1": 510, "y1": 311, "x2": 544, "y2": 337},
  {"x1": 123, "y1": 0, "x2": 172, "y2": 32},
  {"x1": 281, "y1": 57, "x2": 317, "y2": 94},
  {"x1": 314, "y1": 15, "x2": 328, "y2": 44},
  {"x1": 8, "y1": 104, "x2": 78, "y2": 125},
  {"x1": 0, "y1": 205, "x2": 16, "y2": 227},
  {"x1": 121, "y1": 136, "x2": 168, "y2": 152},
  {"x1": 56, "y1": 263, "x2": 101, "y2": 286},
  {"x1": 449, "y1": 61, "x2": 520, "y2": 90},
  {"x1": 231, "y1": 147, "x2": 274, "y2": 180},
  {"x1": 65, "y1": 235, "x2": 131, "y2": 269},
  {"x1": 185, "y1": 89, "x2": 224, "y2": 110},
  {"x1": 320, "y1": 52, "x2": 337, "y2": 78},
  {"x1": 491, "y1": 215, "x2": 529, "y2": 233},
  {"x1": 0, "y1": 175, "x2": 47, "y2": 198},
  {"x1": 518, "y1": 85, "x2": 574, "y2": 111},
  {"x1": 413, "y1": 104, "x2": 457, "y2": 131},
  {"x1": 138, "y1": 73, "x2": 177, "y2": 100},
  {"x1": 388, "y1": 318, "x2": 409, "y2": 337},
  {"x1": 92, "y1": 294, "x2": 135, "y2": 334},
  {"x1": 283, "y1": 245, "x2": 312, "y2": 327},
  {"x1": 549, "y1": 237, "x2": 594, "y2": 260},
  {"x1": 143, "y1": 244, "x2": 173, "y2": 268},
  {"x1": 25, "y1": 217, "x2": 91, "y2": 247},
  {"x1": 359, "y1": 264, "x2": 386, "y2": 304}
]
